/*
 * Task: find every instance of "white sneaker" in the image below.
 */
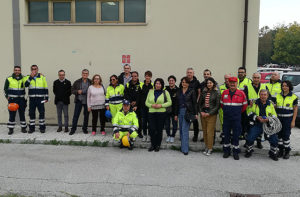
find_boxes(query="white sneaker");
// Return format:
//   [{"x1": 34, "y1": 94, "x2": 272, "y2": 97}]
[
  {"x1": 203, "y1": 148, "x2": 208, "y2": 155},
  {"x1": 166, "y1": 136, "x2": 171, "y2": 143},
  {"x1": 206, "y1": 149, "x2": 212, "y2": 156},
  {"x1": 170, "y1": 137, "x2": 174, "y2": 143},
  {"x1": 142, "y1": 136, "x2": 147, "y2": 142}
]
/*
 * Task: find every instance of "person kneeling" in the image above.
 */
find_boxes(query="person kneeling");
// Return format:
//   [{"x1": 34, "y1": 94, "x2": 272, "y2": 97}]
[
  {"x1": 113, "y1": 100, "x2": 139, "y2": 150},
  {"x1": 245, "y1": 89, "x2": 279, "y2": 161}
]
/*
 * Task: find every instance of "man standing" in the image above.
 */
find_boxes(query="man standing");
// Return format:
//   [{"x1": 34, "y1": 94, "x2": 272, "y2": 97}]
[
  {"x1": 118, "y1": 64, "x2": 132, "y2": 86},
  {"x1": 70, "y1": 69, "x2": 92, "y2": 135},
  {"x1": 124, "y1": 71, "x2": 144, "y2": 138},
  {"x1": 25, "y1": 65, "x2": 48, "y2": 133},
  {"x1": 4, "y1": 66, "x2": 27, "y2": 135},
  {"x1": 243, "y1": 72, "x2": 268, "y2": 149},
  {"x1": 220, "y1": 77, "x2": 247, "y2": 160},
  {"x1": 53, "y1": 70, "x2": 72, "y2": 133},
  {"x1": 185, "y1": 68, "x2": 201, "y2": 142},
  {"x1": 237, "y1": 67, "x2": 252, "y2": 90},
  {"x1": 266, "y1": 72, "x2": 281, "y2": 102},
  {"x1": 199, "y1": 69, "x2": 212, "y2": 91}
]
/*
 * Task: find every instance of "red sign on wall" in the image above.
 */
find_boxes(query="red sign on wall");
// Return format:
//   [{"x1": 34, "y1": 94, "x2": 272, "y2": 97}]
[{"x1": 122, "y1": 55, "x2": 131, "y2": 65}]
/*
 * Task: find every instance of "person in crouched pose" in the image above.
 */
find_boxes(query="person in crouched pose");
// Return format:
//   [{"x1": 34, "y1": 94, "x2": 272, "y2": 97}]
[{"x1": 112, "y1": 99, "x2": 139, "y2": 150}]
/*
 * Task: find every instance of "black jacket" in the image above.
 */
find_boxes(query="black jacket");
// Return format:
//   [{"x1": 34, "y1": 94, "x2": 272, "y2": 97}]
[
  {"x1": 199, "y1": 87, "x2": 220, "y2": 115},
  {"x1": 165, "y1": 85, "x2": 179, "y2": 115},
  {"x1": 71, "y1": 78, "x2": 92, "y2": 103},
  {"x1": 174, "y1": 88, "x2": 198, "y2": 116},
  {"x1": 53, "y1": 79, "x2": 72, "y2": 105},
  {"x1": 118, "y1": 72, "x2": 132, "y2": 86},
  {"x1": 124, "y1": 80, "x2": 143, "y2": 108},
  {"x1": 140, "y1": 81, "x2": 153, "y2": 108}
]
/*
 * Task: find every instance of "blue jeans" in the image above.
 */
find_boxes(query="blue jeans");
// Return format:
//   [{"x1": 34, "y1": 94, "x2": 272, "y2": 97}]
[
  {"x1": 71, "y1": 100, "x2": 89, "y2": 132},
  {"x1": 179, "y1": 108, "x2": 191, "y2": 153},
  {"x1": 165, "y1": 112, "x2": 178, "y2": 137}
]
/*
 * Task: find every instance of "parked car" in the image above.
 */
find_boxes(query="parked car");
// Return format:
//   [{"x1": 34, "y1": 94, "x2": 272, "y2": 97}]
[
  {"x1": 281, "y1": 72, "x2": 300, "y2": 87},
  {"x1": 260, "y1": 72, "x2": 272, "y2": 83}
]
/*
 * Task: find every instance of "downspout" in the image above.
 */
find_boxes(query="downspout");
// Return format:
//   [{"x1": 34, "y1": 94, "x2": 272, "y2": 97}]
[{"x1": 242, "y1": 0, "x2": 249, "y2": 68}]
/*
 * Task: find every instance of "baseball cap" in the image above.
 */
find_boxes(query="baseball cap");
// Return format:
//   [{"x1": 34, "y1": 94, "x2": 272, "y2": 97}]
[
  {"x1": 229, "y1": 77, "x2": 238, "y2": 82},
  {"x1": 123, "y1": 99, "x2": 131, "y2": 105}
]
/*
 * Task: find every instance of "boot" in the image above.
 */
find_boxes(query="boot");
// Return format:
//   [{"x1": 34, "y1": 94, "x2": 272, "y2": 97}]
[
  {"x1": 223, "y1": 152, "x2": 230, "y2": 158},
  {"x1": 8, "y1": 128, "x2": 14, "y2": 135},
  {"x1": 256, "y1": 140, "x2": 263, "y2": 149},
  {"x1": 278, "y1": 147, "x2": 284, "y2": 158},
  {"x1": 233, "y1": 153, "x2": 239, "y2": 160},
  {"x1": 21, "y1": 127, "x2": 27, "y2": 133},
  {"x1": 283, "y1": 149, "x2": 290, "y2": 160},
  {"x1": 269, "y1": 151, "x2": 278, "y2": 161},
  {"x1": 57, "y1": 127, "x2": 62, "y2": 132}
]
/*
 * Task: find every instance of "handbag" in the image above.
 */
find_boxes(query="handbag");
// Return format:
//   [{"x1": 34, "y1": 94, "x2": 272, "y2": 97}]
[
  {"x1": 163, "y1": 90, "x2": 172, "y2": 113},
  {"x1": 184, "y1": 112, "x2": 196, "y2": 123}
]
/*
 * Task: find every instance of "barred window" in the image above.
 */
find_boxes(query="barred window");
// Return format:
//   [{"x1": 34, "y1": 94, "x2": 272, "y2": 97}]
[{"x1": 27, "y1": 0, "x2": 146, "y2": 24}]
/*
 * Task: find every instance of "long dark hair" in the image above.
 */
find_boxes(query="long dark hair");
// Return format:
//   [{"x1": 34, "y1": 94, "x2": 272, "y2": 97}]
[
  {"x1": 154, "y1": 78, "x2": 165, "y2": 90},
  {"x1": 205, "y1": 77, "x2": 217, "y2": 90},
  {"x1": 281, "y1": 80, "x2": 293, "y2": 92}
]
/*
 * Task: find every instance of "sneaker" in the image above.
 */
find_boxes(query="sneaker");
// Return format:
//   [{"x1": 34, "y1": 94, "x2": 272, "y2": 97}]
[
  {"x1": 206, "y1": 149, "x2": 212, "y2": 156},
  {"x1": 170, "y1": 137, "x2": 174, "y2": 143},
  {"x1": 92, "y1": 131, "x2": 96, "y2": 136},
  {"x1": 8, "y1": 128, "x2": 14, "y2": 135},
  {"x1": 142, "y1": 136, "x2": 147, "y2": 142},
  {"x1": 166, "y1": 136, "x2": 171, "y2": 143},
  {"x1": 101, "y1": 131, "x2": 106, "y2": 135},
  {"x1": 203, "y1": 148, "x2": 208, "y2": 155},
  {"x1": 57, "y1": 127, "x2": 62, "y2": 132}
]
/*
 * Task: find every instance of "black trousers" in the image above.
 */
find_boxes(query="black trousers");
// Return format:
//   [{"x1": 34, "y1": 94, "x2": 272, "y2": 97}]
[
  {"x1": 148, "y1": 112, "x2": 166, "y2": 148},
  {"x1": 91, "y1": 109, "x2": 106, "y2": 131},
  {"x1": 193, "y1": 119, "x2": 199, "y2": 137}
]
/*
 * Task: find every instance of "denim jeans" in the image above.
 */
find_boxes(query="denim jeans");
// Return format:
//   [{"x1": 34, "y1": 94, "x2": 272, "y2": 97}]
[
  {"x1": 165, "y1": 112, "x2": 178, "y2": 137},
  {"x1": 246, "y1": 123, "x2": 278, "y2": 148},
  {"x1": 179, "y1": 108, "x2": 191, "y2": 153},
  {"x1": 71, "y1": 100, "x2": 89, "y2": 131}
]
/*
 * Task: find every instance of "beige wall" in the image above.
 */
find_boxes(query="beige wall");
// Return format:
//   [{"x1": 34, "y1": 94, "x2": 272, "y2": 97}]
[{"x1": 0, "y1": 0, "x2": 260, "y2": 125}]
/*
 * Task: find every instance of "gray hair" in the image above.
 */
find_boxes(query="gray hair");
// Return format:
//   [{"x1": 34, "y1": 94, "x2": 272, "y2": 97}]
[
  {"x1": 82, "y1": 69, "x2": 89, "y2": 73},
  {"x1": 253, "y1": 72, "x2": 261, "y2": 77}
]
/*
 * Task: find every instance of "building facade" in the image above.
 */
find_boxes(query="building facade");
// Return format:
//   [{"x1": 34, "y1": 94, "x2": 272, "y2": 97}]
[{"x1": 0, "y1": 0, "x2": 260, "y2": 124}]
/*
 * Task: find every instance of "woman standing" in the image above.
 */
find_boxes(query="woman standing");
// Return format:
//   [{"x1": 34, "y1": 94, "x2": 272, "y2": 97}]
[
  {"x1": 105, "y1": 75, "x2": 125, "y2": 121},
  {"x1": 199, "y1": 77, "x2": 220, "y2": 156},
  {"x1": 174, "y1": 77, "x2": 198, "y2": 155},
  {"x1": 275, "y1": 80, "x2": 298, "y2": 159},
  {"x1": 146, "y1": 78, "x2": 172, "y2": 152},
  {"x1": 87, "y1": 74, "x2": 106, "y2": 135}
]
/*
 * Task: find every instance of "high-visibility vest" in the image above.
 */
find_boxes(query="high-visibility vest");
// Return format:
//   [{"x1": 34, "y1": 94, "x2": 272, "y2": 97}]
[
  {"x1": 238, "y1": 77, "x2": 252, "y2": 90},
  {"x1": 276, "y1": 92, "x2": 298, "y2": 117},
  {"x1": 247, "y1": 83, "x2": 267, "y2": 101},
  {"x1": 112, "y1": 110, "x2": 139, "y2": 132},
  {"x1": 24, "y1": 74, "x2": 48, "y2": 99},
  {"x1": 266, "y1": 82, "x2": 281, "y2": 98},
  {"x1": 105, "y1": 84, "x2": 124, "y2": 105},
  {"x1": 219, "y1": 83, "x2": 228, "y2": 95},
  {"x1": 7, "y1": 76, "x2": 26, "y2": 98},
  {"x1": 247, "y1": 101, "x2": 277, "y2": 118}
]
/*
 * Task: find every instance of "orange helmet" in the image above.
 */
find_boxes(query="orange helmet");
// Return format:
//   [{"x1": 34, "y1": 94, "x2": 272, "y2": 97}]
[{"x1": 8, "y1": 103, "x2": 19, "y2": 111}]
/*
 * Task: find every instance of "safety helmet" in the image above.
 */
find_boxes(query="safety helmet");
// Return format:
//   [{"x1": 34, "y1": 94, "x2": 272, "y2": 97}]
[
  {"x1": 122, "y1": 136, "x2": 130, "y2": 147},
  {"x1": 8, "y1": 103, "x2": 19, "y2": 111}
]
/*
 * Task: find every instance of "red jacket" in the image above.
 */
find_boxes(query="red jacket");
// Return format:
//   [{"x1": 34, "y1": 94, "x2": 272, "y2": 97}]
[{"x1": 221, "y1": 89, "x2": 247, "y2": 120}]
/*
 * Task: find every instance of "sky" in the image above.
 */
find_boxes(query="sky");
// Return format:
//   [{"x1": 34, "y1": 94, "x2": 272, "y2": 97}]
[{"x1": 260, "y1": 0, "x2": 300, "y2": 28}]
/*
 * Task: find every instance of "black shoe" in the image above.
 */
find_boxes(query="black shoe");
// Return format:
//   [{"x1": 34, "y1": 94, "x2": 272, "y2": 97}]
[
  {"x1": 256, "y1": 140, "x2": 263, "y2": 149},
  {"x1": 148, "y1": 146, "x2": 155, "y2": 152},
  {"x1": 28, "y1": 129, "x2": 35, "y2": 134},
  {"x1": 192, "y1": 136, "x2": 198, "y2": 142},
  {"x1": 200, "y1": 138, "x2": 204, "y2": 142},
  {"x1": 278, "y1": 148, "x2": 284, "y2": 158},
  {"x1": 155, "y1": 146, "x2": 160, "y2": 152},
  {"x1": 128, "y1": 146, "x2": 133, "y2": 150},
  {"x1": 40, "y1": 130, "x2": 45, "y2": 133},
  {"x1": 57, "y1": 127, "x2": 62, "y2": 132},
  {"x1": 69, "y1": 130, "x2": 75, "y2": 135},
  {"x1": 223, "y1": 152, "x2": 230, "y2": 158},
  {"x1": 183, "y1": 152, "x2": 188, "y2": 155},
  {"x1": 119, "y1": 142, "x2": 124, "y2": 149},
  {"x1": 269, "y1": 152, "x2": 279, "y2": 161},
  {"x1": 138, "y1": 133, "x2": 143, "y2": 138},
  {"x1": 83, "y1": 129, "x2": 88, "y2": 134},
  {"x1": 233, "y1": 153, "x2": 239, "y2": 160},
  {"x1": 64, "y1": 127, "x2": 69, "y2": 133},
  {"x1": 21, "y1": 128, "x2": 27, "y2": 133},
  {"x1": 245, "y1": 151, "x2": 252, "y2": 158},
  {"x1": 283, "y1": 150, "x2": 290, "y2": 159},
  {"x1": 8, "y1": 128, "x2": 14, "y2": 135}
]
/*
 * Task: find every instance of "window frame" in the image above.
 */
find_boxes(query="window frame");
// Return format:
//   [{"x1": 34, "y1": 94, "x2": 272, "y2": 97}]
[{"x1": 26, "y1": 0, "x2": 146, "y2": 25}]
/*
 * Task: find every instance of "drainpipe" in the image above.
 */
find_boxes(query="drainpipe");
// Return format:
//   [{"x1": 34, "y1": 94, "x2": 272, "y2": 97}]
[{"x1": 242, "y1": 0, "x2": 249, "y2": 68}]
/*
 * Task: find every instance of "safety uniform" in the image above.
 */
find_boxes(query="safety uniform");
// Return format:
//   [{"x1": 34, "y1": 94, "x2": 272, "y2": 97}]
[
  {"x1": 238, "y1": 77, "x2": 252, "y2": 90},
  {"x1": 4, "y1": 74, "x2": 27, "y2": 130},
  {"x1": 245, "y1": 99, "x2": 278, "y2": 157},
  {"x1": 220, "y1": 89, "x2": 247, "y2": 154},
  {"x1": 24, "y1": 74, "x2": 48, "y2": 132},
  {"x1": 105, "y1": 84, "x2": 124, "y2": 121},
  {"x1": 112, "y1": 109, "x2": 139, "y2": 141},
  {"x1": 266, "y1": 80, "x2": 281, "y2": 102},
  {"x1": 275, "y1": 92, "x2": 298, "y2": 153}
]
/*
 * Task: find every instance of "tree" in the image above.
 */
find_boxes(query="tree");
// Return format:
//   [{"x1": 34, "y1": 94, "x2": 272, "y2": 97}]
[
  {"x1": 272, "y1": 22, "x2": 300, "y2": 65},
  {"x1": 258, "y1": 26, "x2": 277, "y2": 65}
]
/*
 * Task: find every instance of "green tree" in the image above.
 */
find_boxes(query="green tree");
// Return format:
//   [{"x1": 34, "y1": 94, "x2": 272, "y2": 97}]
[
  {"x1": 258, "y1": 26, "x2": 277, "y2": 65},
  {"x1": 272, "y1": 22, "x2": 300, "y2": 65}
]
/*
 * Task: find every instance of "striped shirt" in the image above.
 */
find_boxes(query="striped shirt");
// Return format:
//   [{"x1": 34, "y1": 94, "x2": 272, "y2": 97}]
[{"x1": 205, "y1": 92, "x2": 210, "y2": 108}]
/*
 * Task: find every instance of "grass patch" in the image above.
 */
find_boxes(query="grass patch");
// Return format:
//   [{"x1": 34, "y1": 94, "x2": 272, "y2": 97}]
[
  {"x1": 60, "y1": 191, "x2": 79, "y2": 197},
  {"x1": 170, "y1": 145, "x2": 181, "y2": 151},
  {"x1": 0, "y1": 193, "x2": 31, "y2": 197},
  {"x1": 0, "y1": 139, "x2": 11, "y2": 144},
  {"x1": 43, "y1": 139, "x2": 62, "y2": 145},
  {"x1": 101, "y1": 141, "x2": 109, "y2": 147},
  {"x1": 213, "y1": 147, "x2": 223, "y2": 153},
  {"x1": 293, "y1": 151, "x2": 300, "y2": 156},
  {"x1": 20, "y1": 138, "x2": 35, "y2": 144}
]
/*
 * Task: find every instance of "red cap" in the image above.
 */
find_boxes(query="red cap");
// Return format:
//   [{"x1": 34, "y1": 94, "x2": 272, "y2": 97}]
[{"x1": 229, "y1": 77, "x2": 238, "y2": 82}]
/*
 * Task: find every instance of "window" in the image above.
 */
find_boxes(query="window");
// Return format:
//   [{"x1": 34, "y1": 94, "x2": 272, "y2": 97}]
[
  {"x1": 53, "y1": 2, "x2": 71, "y2": 21},
  {"x1": 27, "y1": 0, "x2": 146, "y2": 24}
]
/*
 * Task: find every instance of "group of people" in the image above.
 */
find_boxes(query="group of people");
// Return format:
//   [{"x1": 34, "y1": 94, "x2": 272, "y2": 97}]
[{"x1": 4, "y1": 64, "x2": 298, "y2": 161}]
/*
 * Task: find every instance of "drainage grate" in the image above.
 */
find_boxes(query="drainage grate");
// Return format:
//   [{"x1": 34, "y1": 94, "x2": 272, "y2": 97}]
[{"x1": 230, "y1": 193, "x2": 261, "y2": 197}]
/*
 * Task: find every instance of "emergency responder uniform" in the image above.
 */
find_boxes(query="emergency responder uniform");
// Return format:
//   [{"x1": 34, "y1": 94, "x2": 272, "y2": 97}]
[
  {"x1": 105, "y1": 84, "x2": 124, "y2": 121},
  {"x1": 25, "y1": 74, "x2": 48, "y2": 133},
  {"x1": 238, "y1": 77, "x2": 252, "y2": 91},
  {"x1": 4, "y1": 74, "x2": 27, "y2": 134},
  {"x1": 266, "y1": 80, "x2": 281, "y2": 102},
  {"x1": 245, "y1": 99, "x2": 278, "y2": 161},
  {"x1": 275, "y1": 92, "x2": 298, "y2": 159},
  {"x1": 112, "y1": 101, "x2": 139, "y2": 150},
  {"x1": 124, "y1": 80, "x2": 144, "y2": 137},
  {"x1": 218, "y1": 83, "x2": 229, "y2": 143},
  {"x1": 220, "y1": 77, "x2": 247, "y2": 160},
  {"x1": 243, "y1": 83, "x2": 268, "y2": 148}
]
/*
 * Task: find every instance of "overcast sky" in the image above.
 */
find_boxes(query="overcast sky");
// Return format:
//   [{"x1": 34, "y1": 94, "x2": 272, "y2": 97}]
[{"x1": 259, "y1": 0, "x2": 300, "y2": 28}]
